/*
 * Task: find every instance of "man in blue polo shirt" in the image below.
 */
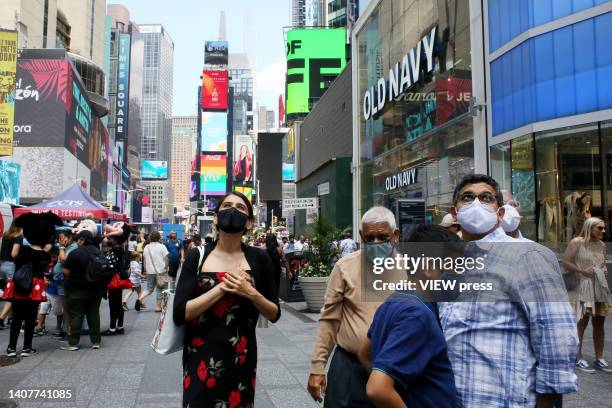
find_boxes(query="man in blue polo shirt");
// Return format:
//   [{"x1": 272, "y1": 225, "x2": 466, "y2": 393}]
[
  {"x1": 164, "y1": 231, "x2": 181, "y2": 284},
  {"x1": 358, "y1": 224, "x2": 458, "y2": 408}
]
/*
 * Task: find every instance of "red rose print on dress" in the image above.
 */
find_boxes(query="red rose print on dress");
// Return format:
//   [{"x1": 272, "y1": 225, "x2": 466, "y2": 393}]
[
  {"x1": 183, "y1": 374, "x2": 191, "y2": 390},
  {"x1": 229, "y1": 390, "x2": 241, "y2": 408},
  {"x1": 213, "y1": 295, "x2": 236, "y2": 318},
  {"x1": 235, "y1": 336, "x2": 247, "y2": 353},
  {"x1": 216, "y1": 272, "x2": 226, "y2": 282},
  {"x1": 191, "y1": 337, "x2": 205, "y2": 348},
  {"x1": 206, "y1": 377, "x2": 217, "y2": 388},
  {"x1": 197, "y1": 360, "x2": 207, "y2": 381}
]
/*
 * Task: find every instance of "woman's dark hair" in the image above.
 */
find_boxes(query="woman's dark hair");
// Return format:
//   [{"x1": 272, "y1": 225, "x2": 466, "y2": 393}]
[
  {"x1": 265, "y1": 233, "x2": 280, "y2": 262},
  {"x1": 215, "y1": 191, "x2": 254, "y2": 219}
]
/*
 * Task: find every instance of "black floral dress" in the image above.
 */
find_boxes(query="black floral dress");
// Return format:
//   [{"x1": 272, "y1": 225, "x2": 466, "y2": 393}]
[{"x1": 174, "y1": 243, "x2": 280, "y2": 408}]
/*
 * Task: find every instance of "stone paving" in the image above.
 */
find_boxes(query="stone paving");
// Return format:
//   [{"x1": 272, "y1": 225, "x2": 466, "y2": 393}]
[{"x1": 0, "y1": 297, "x2": 610, "y2": 407}]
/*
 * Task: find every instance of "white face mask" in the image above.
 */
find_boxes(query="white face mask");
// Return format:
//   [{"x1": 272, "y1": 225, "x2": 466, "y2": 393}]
[
  {"x1": 501, "y1": 204, "x2": 521, "y2": 233},
  {"x1": 456, "y1": 198, "x2": 500, "y2": 235}
]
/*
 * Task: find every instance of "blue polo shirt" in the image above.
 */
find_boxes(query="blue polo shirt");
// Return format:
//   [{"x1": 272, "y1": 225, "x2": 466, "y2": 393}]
[
  {"x1": 368, "y1": 291, "x2": 457, "y2": 408},
  {"x1": 165, "y1": 239, "x2": 181, "y2": 262}
]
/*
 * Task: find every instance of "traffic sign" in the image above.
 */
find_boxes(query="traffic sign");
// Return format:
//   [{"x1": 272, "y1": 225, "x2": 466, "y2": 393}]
[{"x1": 282, "y1": 197, "x2": 318, "y2": 210}]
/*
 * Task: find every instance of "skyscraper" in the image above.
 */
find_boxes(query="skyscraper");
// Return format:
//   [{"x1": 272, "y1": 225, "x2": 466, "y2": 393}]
[
  {"x1": 139, "y1": 24, "x2": 174, "y2": 162},
  {"x1": 292, "y1": 0, "x2": 306, "y2": 27},
  {"x1": 56, "y1": 0, "x2": 107, "y2": 67},
  {"x1": 229, "y1": 53, "x2": 254, "y2": 134},
  {"x1": 171, "y1": 116, "x2": 197, "y2": 208}
]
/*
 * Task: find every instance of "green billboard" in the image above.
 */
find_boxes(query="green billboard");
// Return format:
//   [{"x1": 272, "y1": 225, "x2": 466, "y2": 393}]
[{"x1": 285, "y1": 28, "x2": 347, "y2": 118}]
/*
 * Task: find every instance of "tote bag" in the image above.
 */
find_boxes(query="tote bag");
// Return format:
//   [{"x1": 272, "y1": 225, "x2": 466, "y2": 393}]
[{"x1": 151, "y1": 246, "x2": 205, "y2": 355}]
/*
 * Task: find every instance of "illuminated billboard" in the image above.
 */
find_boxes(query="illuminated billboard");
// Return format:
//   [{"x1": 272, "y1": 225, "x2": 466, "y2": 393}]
[
  {"x1": 234, "y1": 186, "x2": 253, "y2": 203},
  {"x1": 200, "y1": 152, "x2": 227, "y2": 196},
  {"x1": 285, "y1": 28, "x2": 347, "y2": 118},
  {"x1": 202, "y1": 70, "x2": 228, "y2": 111},
  {"x1": 233, "y1": 134, "x2": 254, "y2": 187},
  {"x1": 201, "y1": 112, "x2": 228, "y2": 152},
  {"x1": 0, "y1": 30, "x2": 17, "y2": 156},
  {"x1": 142, "y1": 160, "x2": 168, "y2": 180},
  {"x1": 204, "y1": 41, "x2": 228, "y2": 66}
]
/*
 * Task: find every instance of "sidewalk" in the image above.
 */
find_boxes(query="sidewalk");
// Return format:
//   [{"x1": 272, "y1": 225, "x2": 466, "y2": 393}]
[{"x1": 0, "y1": 298, "x2": 610, "y2": 407}]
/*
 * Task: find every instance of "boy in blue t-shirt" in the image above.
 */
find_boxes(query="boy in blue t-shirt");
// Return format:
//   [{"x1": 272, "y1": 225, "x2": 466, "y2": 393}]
[{"x1": 358, "y1": 224, "x2": 460, "y2": 408}]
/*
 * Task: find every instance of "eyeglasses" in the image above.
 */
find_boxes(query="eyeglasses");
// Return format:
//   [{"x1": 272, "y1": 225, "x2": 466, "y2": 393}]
[{"x1": 458, "y1": 192, "x2": 497, "y2": 204}]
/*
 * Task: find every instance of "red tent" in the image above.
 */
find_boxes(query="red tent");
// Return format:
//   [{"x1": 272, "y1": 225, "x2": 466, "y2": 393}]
[{"x1": 14, "y1": 184, "x2": 126, "y2": 221}]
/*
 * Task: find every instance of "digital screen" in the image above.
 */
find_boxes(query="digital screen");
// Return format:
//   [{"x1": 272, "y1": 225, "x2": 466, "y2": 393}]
[
  {"x1": 234, "y1": 186, "x2": 253, "y2": 203},
  {"x1": 285, "y1": 28, "x2": 347, "y2": 117},
  {"x1": 233, "y1": 134, "x2": 254, "y2": 187},
  {"x1": 204, "y1": 41, "x2": 228, "y2": 66},
  {"x1": 200, "y1": 152, "x2": 227, "y2": 196},
  {"x1": 201, "y1": 112, "x2": 228, "y2": 152},
  {"x1": 282, "y1": 163, "x2": 295, "y2": 181},
  {"x1": 202, "y1": 70, "x2": 229, "y2": 110},
  {"x1": 142, "y1": 160, "x2": 168, "y2": 180}
]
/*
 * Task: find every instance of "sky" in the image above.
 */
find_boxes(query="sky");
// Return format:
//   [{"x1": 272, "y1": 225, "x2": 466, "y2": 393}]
[{"x1": 115, "y1": 0, "x2": 290, "y2": 117}]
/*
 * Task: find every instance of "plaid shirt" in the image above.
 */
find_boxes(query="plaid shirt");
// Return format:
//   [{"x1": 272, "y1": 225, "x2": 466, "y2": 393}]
[{"x1": 439, "y1": 227, "x2": 578, "y2": 407}]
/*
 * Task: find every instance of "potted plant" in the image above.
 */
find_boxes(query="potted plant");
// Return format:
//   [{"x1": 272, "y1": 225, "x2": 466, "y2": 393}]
[{"x1": 299, "y1": 215, "x2": 341, "y2": 312}]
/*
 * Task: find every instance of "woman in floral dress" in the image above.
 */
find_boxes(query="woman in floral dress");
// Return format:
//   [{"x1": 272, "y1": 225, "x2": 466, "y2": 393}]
[{"x1": 174, "y1": 192, "x2": 280, "y2": 407}]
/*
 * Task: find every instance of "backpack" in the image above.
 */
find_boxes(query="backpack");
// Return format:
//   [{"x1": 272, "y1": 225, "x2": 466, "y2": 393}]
[
  {"x1": 84, "y1": 248, "x2": 113, "y2": 287},
  {"x1": 13, "y1": 262, "x2": 33, "y2": 294}
]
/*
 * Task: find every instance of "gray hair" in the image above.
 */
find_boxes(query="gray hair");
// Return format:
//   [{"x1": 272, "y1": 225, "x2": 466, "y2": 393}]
[{"x1": 361, "y1": 206, "x2": 396, "y2": 230}]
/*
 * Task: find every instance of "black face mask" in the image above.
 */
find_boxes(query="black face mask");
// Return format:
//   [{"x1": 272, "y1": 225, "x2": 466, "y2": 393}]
[{"x1": 217, "y1": 207, "x2": 248, "y2": 234}]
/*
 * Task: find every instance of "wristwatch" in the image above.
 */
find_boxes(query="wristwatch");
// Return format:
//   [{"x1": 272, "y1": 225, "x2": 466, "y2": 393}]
[{"x1": 59, "y1": 247, "x2": 66, "y2": 250}]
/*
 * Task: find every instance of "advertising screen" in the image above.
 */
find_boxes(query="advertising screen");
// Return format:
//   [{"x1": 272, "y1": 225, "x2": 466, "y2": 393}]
[
  {"x1": 233, "y1": 134, "x2": 254, "y2": 187},
  {"x1": 200, "y1": 152, "x2": 227, "y2": 197},
  {"x1": 0, "y1": 161, "x2": 20, "y2": 204},
  {"x1": 204, "y1": 41, "x2": 228, "y2": 66},
  {"x1": 142, "y1": 160, "x2": 168, "y2": 180},
  {"x1": 201, "y1": 112, "x2": 228, "y2": 152},
  {"x1": 202, "y1": 70, "x2": 228, "y2": 111},
  {"x1": 234, "y1": 186, "x2": 253, "y2": 203},
  {"x1": 285, "y1": 28, "x2": 347, "y2": 117},
  {"x1": 282, "y1": 163, "x2": 295, "y2": 181},
  {"x1": 0, "y1": 30, "x2": 17, "y2": 156}
]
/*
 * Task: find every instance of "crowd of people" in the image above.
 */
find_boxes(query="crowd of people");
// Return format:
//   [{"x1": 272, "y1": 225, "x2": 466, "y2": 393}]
[{"x1": 0, "y1": 175, "x2": 610, "y2": 407}]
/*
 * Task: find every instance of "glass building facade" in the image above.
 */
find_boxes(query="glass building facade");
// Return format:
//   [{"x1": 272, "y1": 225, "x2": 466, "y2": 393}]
[
  {"x1": 354, "y1": 0, "x2": 473, "y2": 240},
  {"x1": 487, "y1": 1, "x2": 612, "y2": 243}
]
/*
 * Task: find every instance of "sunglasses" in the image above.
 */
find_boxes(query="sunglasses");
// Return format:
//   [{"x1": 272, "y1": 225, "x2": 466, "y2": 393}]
[
  {"x1": 595, "y1": 226, "x2": 606, "y2": 231},
  {"x1": 458, "y1": 192, "x2": 497, "y2": 204}
]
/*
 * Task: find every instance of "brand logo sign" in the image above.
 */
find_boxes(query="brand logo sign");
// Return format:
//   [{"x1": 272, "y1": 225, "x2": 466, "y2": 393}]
[
  {"x1": 385, "y1": 167, "x2": 418, "y2": 192},
  {"x1": 363, "y1": 26, "x2": 438, "y2": 121},
  {"x1": 115, "y1": 34, "x2": 131, "y2": 141}
]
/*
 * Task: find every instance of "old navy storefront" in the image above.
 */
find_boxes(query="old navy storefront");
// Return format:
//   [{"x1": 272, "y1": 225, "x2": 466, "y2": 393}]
[{"x1": 353, "y1": 0, "x2": 475, "y2": 240}]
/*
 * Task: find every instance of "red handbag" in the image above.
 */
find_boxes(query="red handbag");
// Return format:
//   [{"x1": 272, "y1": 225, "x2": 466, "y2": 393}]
[{"x1": 108, "y1": 273, "x2": 133, "y2": 290}]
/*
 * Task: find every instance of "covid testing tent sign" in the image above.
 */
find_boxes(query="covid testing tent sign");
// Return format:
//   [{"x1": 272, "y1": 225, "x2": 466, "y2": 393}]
[
  {"x1": 201, "y1": 112, "x2": 228, "y2": 152},
  {"x1": 202, "y1": 70, "x2": 228, "y2": 110},
  {"x1": 142, "y1": 160, "x2": 168, "y2": 180},
  {"x1": 204, "y1": 41, "x2": 228, "y2": 66},
  {"x1": 0, "y1": 30, "x2": 17, "y2": 156},
  {"x1": 285, "y1": 28, "x2": 346, "y2": 118},
  {"x1": 200, "y1": 152, "x2": 227, "y2": 196}
]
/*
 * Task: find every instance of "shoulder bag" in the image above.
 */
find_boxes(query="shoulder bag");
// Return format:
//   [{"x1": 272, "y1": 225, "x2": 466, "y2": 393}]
[{"x1": 151, "y1": 246, "x2": 206, "y2": 355}]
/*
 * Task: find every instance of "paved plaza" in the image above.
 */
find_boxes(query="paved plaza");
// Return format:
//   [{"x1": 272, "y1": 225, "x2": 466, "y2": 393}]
[{"x1": 0, "y1": 298, "x2": 610, "y2": 407}]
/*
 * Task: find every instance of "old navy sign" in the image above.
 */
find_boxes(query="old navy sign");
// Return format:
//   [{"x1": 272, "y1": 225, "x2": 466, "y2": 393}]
[
  {"x1": 363, "y1": 26, "x2": 438, "y2": 121},
  {"x1": 385, "y1": 167, "x2": 418, "y2": 192}
]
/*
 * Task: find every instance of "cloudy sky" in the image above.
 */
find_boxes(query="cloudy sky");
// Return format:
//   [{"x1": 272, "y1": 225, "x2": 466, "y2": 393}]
[{"x1": 116, "y1": 0, "x2": 290, "y2": 117}]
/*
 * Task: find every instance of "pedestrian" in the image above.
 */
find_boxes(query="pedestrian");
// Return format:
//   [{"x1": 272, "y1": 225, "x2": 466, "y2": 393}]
[
  {"x1": 439, "y1": 213, "x2": 462, "y2": 238},
  {"x1": 34, "y1": 247, "x2": 59, "y2": 337},
  {"x1": 338, "y1": 230, "x2": 357, "y2": 258},
  {"x1": 294, "y1": 235, "x2": 307, "y2": 252},
  {"x1": 173, "y1": 191, "x2": 280, "y2": 408},
  {"x1": 284, "y1": 235, "x2": 296, "y2": 253},
  {"x1": 563, "y1": 217, "x2": 612, "y2": 373},
  {"x1": 0, "y1": 221, "x2": 23, "y2": 329},
  {"x1": 102, "y1": 222, "x2": 135, "y2": 336},
  {"x1": 307, "y1": 206, "x2": 402, "y2": 408},
  {"x1": 123, "y1": 252, "x2": 143, "y2": 310},
  {"x1": 61, "y1": 222, "x2": 103, "y2": 351},
  {"x1": 52, "y1": 229, "x2": 77, "y2": 338},
  {"x1": 165, "y1": 231, "x2": 182, "y2": 284},
  {"x1": 3, "y1": 212, "x2": 63, "y2": 357},
  {"x1": 358, "y1": 224, "x2": 459, "y2": 408},
  {"x1": 440, "y1": 174, "x2": 578, "y2": 407},
  {"x1": 137, "y1": 230, "x2": 169, "y2": 312},
  {"x1": 500, "y1": 191, "x2": 528, "y2": 241},
  {"x1": 136, "y1": 236, "x2": 144, "y2": 255},
  {"x1": 127, "y1": 235, "x2": 137, "y2": 254},
  {"x1": 265, "y1": 233, "x2": 291, "y2": 293}
]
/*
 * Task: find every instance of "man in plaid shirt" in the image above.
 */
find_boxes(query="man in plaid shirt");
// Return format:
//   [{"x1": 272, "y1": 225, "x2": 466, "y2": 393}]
[{"x1": 441, "y1": 174, "x2": 578, "y2": 407}]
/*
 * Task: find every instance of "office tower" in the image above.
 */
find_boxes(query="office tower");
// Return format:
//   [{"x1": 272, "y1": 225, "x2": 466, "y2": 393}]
[
  {"x1": 139, "y1": 24, "x2": 174, "y2": 162},
  {"x1": 56, "y1": 0, "x2": 107, "y2": 67},
  {"x1": 0, "y1": 0, "x2": 58, "y2": 49},
  {"x1": 292, "y1": 0, "x2": 306, "y2": 27},
  {"x1": 229, "y1": 53, "x2": 254, "y2": 134},
  {"x1": 327, "y1": 0, "x2": 360, "y2": 29},
  {"x1": 171, "y1": 116, "x2": 197, "y2": 208}
]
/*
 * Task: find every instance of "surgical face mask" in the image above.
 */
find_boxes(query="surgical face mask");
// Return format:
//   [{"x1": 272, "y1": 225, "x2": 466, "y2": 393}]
[
  {"x1": 216, "y1": 207, "x2": 248, "y2": 234},
  {"x1": 456, "y1": 198, "x2": 500, "y2": 235},
  {"x1": 501, "y1": 204, "x2": 521, "y2": 233},
  {"x1": 364, "y1": 241, "x2": 393, "y2": 263}
]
